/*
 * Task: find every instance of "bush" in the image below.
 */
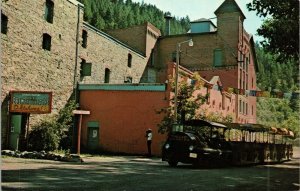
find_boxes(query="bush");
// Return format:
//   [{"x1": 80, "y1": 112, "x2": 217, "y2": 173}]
[{"x1": 28, "y1": 120, "x2": 59, "y2": 152}]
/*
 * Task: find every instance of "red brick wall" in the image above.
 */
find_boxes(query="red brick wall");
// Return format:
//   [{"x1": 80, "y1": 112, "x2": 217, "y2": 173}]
[{"x1": 79, "y1": 90, "x2": 169, "y2": 156}]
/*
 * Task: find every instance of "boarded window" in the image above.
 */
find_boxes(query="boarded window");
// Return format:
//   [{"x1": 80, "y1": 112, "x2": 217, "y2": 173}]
[
  {"x1": 45, "y1": 0, "x2": 54, "y2": 23},
  {"x1": 82, "y1": 30, "x2": 87, "y2": 48},
  {"x1": 213, "y1": 49, "x2": 222, "y2": 67},
  {"x1": 80, "y1": 59, "x2": 92, "y2": 77},
  {"x1": 42, "y1": 33, "x2": 51, "y2": 51},
  {"x1": 104, "y1": 68, "x2": 110, "y2": 83},
  {"x1": 128, "y1": 53, "x2": 132, "y2": 67},
  {"x1": 1, "y1": 13, "x2": 8, "y2": 34}
]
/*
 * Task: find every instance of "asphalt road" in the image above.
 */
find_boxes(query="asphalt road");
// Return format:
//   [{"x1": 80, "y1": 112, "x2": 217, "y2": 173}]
[{"x1": 2, "y1": 148, "x2": 300, "y2": 191}]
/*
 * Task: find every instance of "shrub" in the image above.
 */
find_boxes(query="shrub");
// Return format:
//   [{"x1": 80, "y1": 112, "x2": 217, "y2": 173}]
[{"x1": 28, "y1": 120, "x2": 59, "y2": 152}]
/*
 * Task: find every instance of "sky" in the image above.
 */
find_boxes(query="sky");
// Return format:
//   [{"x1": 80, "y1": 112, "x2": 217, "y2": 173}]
[{"x1": 131, "y1": 0, "x2": 265, "y2": 42}]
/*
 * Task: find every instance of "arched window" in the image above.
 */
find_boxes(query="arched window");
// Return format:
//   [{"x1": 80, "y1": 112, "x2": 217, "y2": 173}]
[
  {"x1": 128, "y1": 53, "x2": 132, "y2": 67},
  {"x1": 82, "y1": 30, "x2": 87, "y2": 48}
]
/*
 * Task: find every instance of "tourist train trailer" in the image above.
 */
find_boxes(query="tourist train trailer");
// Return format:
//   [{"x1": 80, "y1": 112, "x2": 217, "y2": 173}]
[{"x1": 162, "y1": 120, "x2": 294, "y2": 167}]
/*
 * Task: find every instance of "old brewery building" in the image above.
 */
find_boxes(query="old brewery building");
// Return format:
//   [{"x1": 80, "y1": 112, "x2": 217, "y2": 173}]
[{"x1": 1, "y1": 0, "x2": 257, "y2": 155}]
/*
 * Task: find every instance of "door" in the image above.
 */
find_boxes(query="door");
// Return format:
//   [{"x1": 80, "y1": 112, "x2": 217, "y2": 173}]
[
  {"x1": 87, "y1": 121, "x2": 99, "y2": 151},
  {"x1": 9, "y1": 114, "x2": 22, "y2": 150}
]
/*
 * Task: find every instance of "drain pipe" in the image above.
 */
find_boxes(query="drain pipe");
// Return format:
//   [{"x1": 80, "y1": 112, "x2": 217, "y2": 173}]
[{"x1": 73, "y1": 3, "x2": 83, "y2": 103}]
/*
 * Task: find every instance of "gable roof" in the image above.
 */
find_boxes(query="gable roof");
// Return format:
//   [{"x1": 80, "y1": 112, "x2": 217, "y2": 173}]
[
  {"x1": 214, "y1": 0, "x2": 246, "y2": 19},
  {"x1": 210, "y1": 76, "x2": 222, "y2": 87}
]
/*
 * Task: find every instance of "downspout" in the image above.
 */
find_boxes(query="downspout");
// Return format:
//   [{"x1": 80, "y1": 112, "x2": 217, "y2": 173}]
[
  {"x1": 73, "y1": 4, "x2": 83, "y2": 104},
  {"x1": 72, "y1": 3, "x2": 83, "y2": 153}
]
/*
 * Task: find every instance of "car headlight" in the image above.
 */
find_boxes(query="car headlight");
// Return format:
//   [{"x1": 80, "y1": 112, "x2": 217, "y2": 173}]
[
  {"x1": 189, "y1": 145, "x2": 194, "y2": 151},
  {"x1": 165, "y1": 143, "x2": 170, "y2": 149}
]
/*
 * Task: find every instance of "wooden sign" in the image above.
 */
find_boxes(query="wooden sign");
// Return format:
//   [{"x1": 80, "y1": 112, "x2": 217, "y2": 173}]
[
  {"x1": 73, "y1": 110, "x2": 90, "y2": 115},
  {"x1": 10, "y1": 91, "x2": 52, "y2": 114}
]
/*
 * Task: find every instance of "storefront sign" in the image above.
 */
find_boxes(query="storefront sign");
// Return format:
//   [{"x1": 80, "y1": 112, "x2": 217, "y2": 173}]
[{"x1": 10, "y1": 91, "x2": 52, "y2": 114}]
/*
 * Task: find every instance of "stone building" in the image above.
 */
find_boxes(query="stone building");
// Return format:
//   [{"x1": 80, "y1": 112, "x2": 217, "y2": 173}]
[{"x1": 1, "y1": 0, "x2": 158, "y2": 150}]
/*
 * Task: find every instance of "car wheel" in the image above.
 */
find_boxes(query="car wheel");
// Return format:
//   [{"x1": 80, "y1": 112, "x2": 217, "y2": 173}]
[{"x1": 168, "y1": 160, "x2": 178, "y2": 167}]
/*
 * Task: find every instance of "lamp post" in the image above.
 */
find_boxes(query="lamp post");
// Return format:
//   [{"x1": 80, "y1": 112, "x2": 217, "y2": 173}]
[{"x1": 174, "y1": 39, "x2": 193, "y2": 122}]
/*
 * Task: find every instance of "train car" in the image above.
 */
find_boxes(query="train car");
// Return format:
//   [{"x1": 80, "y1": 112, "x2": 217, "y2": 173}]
[{"x1": 162, "y1": 120, "x2": 294, "y2": 167}]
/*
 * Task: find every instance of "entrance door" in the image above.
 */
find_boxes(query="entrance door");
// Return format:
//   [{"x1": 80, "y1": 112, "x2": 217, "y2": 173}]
[
  {"x1": 87, "y1": 121, "x2": 99, "y2": 151},
  {"x1": 9, "y1": 114, "x2": 22, "y2": 150}
]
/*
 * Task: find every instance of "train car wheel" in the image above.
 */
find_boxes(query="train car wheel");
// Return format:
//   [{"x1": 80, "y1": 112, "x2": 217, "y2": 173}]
[{"x1": 168, "y1": 160, "x2": 178, "y2": 167}]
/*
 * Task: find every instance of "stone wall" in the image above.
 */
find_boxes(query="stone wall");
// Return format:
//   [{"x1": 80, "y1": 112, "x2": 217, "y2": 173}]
[
  {"x1": 1, "y1": 0, "x2": 84, "y2": 147},
  {"x1": 79, "y1": 23, "x2": 148, "y2": 84}
]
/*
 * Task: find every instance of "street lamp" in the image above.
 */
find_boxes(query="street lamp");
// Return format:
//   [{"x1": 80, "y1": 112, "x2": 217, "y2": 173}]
[{"x1": 174, "y1": 39, "x2": 193, "y2": 122}]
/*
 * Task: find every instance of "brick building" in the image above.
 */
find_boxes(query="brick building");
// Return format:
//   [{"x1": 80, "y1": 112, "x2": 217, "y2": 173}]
[
  {"x1": 1, "y1": 0, "x2": 257, "y2": 155},
  {"x1": 151, "y1": 0, "x2": 258, "y2": 124}
]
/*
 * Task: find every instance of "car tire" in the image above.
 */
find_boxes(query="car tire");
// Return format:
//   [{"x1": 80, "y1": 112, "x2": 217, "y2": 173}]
[{"x1": 168, "y1": 160, "x2": 178, "y2": 167}]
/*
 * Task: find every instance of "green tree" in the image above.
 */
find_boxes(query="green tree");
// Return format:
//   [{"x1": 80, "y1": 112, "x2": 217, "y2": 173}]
[
  {"x1": 247, "y1": 0, "x2": 299, "y2": 61},
  {"x1": 256, "y1": 97, "x2": 299, "y2": 138},
  {"x1": 157, "y1": 73, "x2": 207, "y2": 133}
]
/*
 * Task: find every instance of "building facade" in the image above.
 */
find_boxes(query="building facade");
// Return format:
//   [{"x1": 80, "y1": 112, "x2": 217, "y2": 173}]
[
  {"x1": 1, "y1": 0, "x2": 157, "y2": 150},
  {"x1": 1, "y1": 0, "x2": 258, "y2": 155},
  {"x1": 151, "y1": 0, "x2": 258, "y2": 124}
]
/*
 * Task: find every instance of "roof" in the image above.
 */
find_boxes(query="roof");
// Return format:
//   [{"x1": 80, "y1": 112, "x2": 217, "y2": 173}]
[
  {"x1": 214, "y1": 0, "x2": 246, "y2": 19},
  {"x1": 249, "y1": 35, "x2": 259, "y2": 72},
  {"x1": 190, "y1": 18, "x2": 217, "y2": 28},
  {"x1": 183, "y1": 120, "x2": 227, "y2": 128},
  {"x1": 78, "y1": 83, "x2": 166, "y2": 91},
  {"x1": 83, "y1": 22, "x2": 145, "y2": 58}
]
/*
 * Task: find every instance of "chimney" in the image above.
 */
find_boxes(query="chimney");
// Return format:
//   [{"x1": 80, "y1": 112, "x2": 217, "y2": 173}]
[{"x1": 164, "y1": 12, "x2": 172, "y2": 36}]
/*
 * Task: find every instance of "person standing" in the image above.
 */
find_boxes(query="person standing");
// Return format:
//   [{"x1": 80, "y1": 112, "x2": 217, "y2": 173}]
[{"x1": 145, "y1": 129, "x2": 152, "y2": 157}]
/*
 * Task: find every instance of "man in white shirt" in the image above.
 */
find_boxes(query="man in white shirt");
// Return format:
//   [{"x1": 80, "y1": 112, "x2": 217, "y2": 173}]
[{"x1": 146, "y1": 129, "x2": 152, "y2": 157}]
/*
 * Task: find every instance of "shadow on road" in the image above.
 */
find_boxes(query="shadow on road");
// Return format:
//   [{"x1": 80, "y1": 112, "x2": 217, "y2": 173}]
[{"x1": 2, "y1": 155, "x2": 300, "y2": 191}]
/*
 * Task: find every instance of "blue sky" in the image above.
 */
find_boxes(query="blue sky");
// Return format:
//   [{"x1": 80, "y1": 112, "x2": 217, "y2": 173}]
[{"x1": 132, "y1": 0, "x2": 265, "y2": 42}]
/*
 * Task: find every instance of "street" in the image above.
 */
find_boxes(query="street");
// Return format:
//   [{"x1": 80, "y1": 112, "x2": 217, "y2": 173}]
[{"x1": 2, "y1": 148, "x2": 300, "y2": 191}]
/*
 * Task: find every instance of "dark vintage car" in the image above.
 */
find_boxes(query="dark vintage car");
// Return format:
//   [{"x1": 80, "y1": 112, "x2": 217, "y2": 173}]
[{"x1": 162, "y1": 120, "x2": 232, "y2": 167}]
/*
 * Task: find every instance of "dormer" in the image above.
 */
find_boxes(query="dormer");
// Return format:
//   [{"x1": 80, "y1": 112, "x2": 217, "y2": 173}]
[{"x1": 188, "y1": 18, "x2": 217, "y2": 34}]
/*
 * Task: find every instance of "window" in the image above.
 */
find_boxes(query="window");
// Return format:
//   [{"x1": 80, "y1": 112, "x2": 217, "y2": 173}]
[
  {"x1": 104, "y1": 68, "x2": 110, "y2": 83},
  {"x1": 127, "y1": 53, "x2": 132, "y2": 67},
  {"x1": 239, "y1": 51, "x2": 243, "y2": 67},
  {"x1": 246, "y1": 103, "x2": 248, "y2": 115},
  {"x1": 213, "y1": 49, "x2": 222, "y2": 67},
  {"x1": 239, "y1": 69, "x2": 242, "y2": 89},
  {"x1": 222, "y1": 94, "x2": 226, "y2": 109},
  {"x1": 246, "y1": 74, "x2": 248, "y2": 90},
  {"x1": 149, "y1": 49, "x2": 155, "y2": 66},
  {"x1": 80, "y1": 59, "x2": 92, "y2": 77},
  {"x1": 239, "y1": 100, "x2": 242, "y2": 113},
  {"x1": 82, "y1": 30, "x2": 87, "y2": 48},
  {"x1": 42, "y1": 33, "x2": 51, "y2": 51},
  {"x1": 252, "y1": 105, "x2": 254, "y2": 115},
  {"x1": 246, "y1": 57, "x2": 249, "y2": 71},
  {"x1": 1, "y1": 13, "x2": 8, "y2": 34},
  {"x1": 45, "y1": 0, "x2": 54, "y2": 23}
]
